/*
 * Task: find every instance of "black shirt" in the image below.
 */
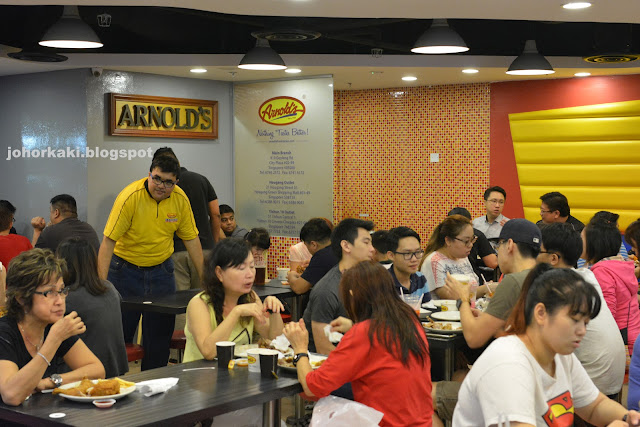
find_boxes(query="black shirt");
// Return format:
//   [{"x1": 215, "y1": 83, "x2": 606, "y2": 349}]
[
  {"x1": 0, "y1": 317, "x2": 79, "y2": 377},
  {"x1": 35, "y1": 217, "x2": 100, "y2": 253},
  {"x1": 174, "y1": 167, "x2": 218, "y2": 251},
  {"x1": 301, "y1": 246, "x2": 339, "y2": 286},
  {"x1": 469, "y1": 228, "x2": 495, "y2": 279}
]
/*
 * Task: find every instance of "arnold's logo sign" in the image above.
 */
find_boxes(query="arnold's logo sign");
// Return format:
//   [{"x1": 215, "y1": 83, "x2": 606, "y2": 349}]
[{"x1": 258, "y1": 96, "x2": 305, "y2": 126}]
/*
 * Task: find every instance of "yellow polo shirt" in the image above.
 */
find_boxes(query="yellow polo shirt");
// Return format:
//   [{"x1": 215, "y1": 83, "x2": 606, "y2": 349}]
[{"x1": 104, "y1": 177, "x2": 198, "y2": 267}]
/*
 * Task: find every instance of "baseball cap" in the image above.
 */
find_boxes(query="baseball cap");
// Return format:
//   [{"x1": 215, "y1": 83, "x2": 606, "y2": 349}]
[{"x1": 498, "y1": 218, "x2": 541, "y2": 249}]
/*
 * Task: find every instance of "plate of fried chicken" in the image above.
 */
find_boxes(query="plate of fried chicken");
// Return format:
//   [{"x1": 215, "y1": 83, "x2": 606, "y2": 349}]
[{"x1": 52, "y1": 377, "x2": 136, "y2": 402}]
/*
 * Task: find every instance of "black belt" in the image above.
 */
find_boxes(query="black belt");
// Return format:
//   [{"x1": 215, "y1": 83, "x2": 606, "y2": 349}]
[{"x1": 113, "y1": 254, "x2": 165, "y2": 270}]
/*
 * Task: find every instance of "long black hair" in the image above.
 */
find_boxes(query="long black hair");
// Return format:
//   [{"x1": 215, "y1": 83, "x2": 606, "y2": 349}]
[
  {"x1": 202, "y1": 238, "x2": 256, "y2": 326},
  {"x1": 340, "y1": 261, "x2": 429, "y2": 367},
  {"x1": 56, "y1": 237, "x2": 107, "y2": 295}
]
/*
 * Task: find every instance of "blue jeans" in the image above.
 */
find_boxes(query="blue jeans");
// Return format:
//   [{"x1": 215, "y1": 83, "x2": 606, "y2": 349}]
[{"x1": 109, "y1": 255, "x2": 176, "y2": 371}]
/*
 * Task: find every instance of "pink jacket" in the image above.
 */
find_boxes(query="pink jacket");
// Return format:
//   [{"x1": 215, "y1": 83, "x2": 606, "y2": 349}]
[{"x1": 591, "y1": 259, "x2": 640, "y2": 354}]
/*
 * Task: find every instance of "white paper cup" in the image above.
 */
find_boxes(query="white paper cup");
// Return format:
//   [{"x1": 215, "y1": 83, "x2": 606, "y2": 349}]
[
  {"x1": 247, "y1": 348, "x2": 262, "y2": 373},
  {"x1": 277, "y1": 267, "x2": 290, "y2": 281}
]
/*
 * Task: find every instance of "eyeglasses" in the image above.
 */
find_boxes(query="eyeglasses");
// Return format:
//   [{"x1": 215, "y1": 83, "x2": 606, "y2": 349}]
[
  {"x1": 539, "y1": 250, "x2": 560, "y2": 257},
  {"x1": 540, "y1": 209, "x2": 553, "y2": 214},
  {"x1": 487, "y1": 199, "x2": 505, "y2": 205},
  {"x1": 34, "y1": 287, "x2": 70, "y2": 299},
  {"x1": 454, "y1": 236, "x2": 478, "y2": 246},
  {"x1": 394, "y1": 250, "x2": 425, "y2": 260},
  {"x1": 150, "y1": 174, "x2": 177, "y2": 188}
]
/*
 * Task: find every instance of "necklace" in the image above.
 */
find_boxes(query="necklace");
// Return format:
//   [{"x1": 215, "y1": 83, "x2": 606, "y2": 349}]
[{"x1": 19, "y1": 324, "x2": 44, "y2": 352}]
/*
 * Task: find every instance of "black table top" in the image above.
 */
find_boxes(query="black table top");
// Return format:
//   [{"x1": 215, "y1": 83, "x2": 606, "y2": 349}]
[
  {"x1": 121, "y1": 286, "x2": 296, "y2": 315},
  {"x1": 0, "y1": 359, "x2": 302, "y2": 427}
]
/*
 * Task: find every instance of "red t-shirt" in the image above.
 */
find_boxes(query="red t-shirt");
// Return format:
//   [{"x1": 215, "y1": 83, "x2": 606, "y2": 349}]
[
  {"x1": 0, "y1": 234, "x2": 32, "y2": 268},
  {"x1": 306, "y1": 319, "x2": 433, "y2": 427}
]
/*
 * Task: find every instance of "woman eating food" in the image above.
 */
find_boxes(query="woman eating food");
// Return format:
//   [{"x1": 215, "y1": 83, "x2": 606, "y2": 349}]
[
  {"x1": 183, "y1": 238, "x2": 284, "y2": 361},
  {"x1": 0, "y1": 249, "x2": 105, "y2": 406},
  {"x1": 283, "y1": 261, "x2": 433, "y2": 427},
  {"x1": 453, "y1": 264, "x2": 640, "y2": 426},
  {"x1": 419, "y1": 214, "x2": 480, "y2": 299},
  {"x1": 56, "y1": 237, "x2": 128, "y2": 378}
]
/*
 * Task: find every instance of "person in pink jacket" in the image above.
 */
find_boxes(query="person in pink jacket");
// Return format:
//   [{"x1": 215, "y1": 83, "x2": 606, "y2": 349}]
[{"x1": 582, "y1": 212, "x2": 640, "y2": 356}]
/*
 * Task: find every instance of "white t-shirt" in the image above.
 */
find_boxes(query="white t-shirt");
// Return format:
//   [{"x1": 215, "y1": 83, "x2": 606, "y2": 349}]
[
  {"x1": 420, "y1": 251, "x2": 478, "y2": 299},
  {"x1": 453, "y1": 335, "x2": 599, "y2": 427},
  {"x1": 573, "y1": 268, "x2": 626, "y2": 395}
]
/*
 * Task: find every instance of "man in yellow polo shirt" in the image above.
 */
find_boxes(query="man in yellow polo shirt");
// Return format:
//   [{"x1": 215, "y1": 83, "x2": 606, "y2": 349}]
[{"x1": 98, "y1": 155, "x2": 203, "y2": 370}]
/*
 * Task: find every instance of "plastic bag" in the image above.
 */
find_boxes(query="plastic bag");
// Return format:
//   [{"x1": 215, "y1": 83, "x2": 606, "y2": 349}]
[
  {"x1": 310, "y1": 395, "x2": 384, "y2": 427},
  {"x1": 211, "y1": 405, "x2": 262, "y2": 427}
]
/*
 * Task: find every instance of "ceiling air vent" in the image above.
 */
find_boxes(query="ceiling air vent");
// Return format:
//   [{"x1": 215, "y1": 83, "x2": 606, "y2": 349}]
[
  {"x1": 251, "y1": 29, "x2": 321, "y2": 42},
  {"x1": 8, "y1": 50, "x2": 68, "y2": 62},
  {"x1": 583, "y1": 53, "x2": 639, "y2": 63}
]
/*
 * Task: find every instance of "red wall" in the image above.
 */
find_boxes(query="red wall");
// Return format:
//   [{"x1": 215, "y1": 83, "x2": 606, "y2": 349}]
[{"x1": 490, "y1": 74, "x2": 640, "y2": 219}]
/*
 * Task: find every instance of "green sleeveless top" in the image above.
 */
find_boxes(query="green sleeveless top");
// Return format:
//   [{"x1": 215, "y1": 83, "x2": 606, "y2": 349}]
[{"x1": 183, "y1": 291, "x2": 255, "y2": 363}]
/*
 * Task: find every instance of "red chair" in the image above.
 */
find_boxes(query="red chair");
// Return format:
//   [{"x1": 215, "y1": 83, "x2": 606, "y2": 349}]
[
  {"x1": 125, "y1": 343, "x2": 144, "y2": 364},
  {"x1": 170, "y1": 330, "x2": 187, "y2": 363}
]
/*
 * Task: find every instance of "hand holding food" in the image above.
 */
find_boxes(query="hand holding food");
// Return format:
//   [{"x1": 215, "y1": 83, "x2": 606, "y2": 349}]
[
  {"x1": 330, "y1": 316, "x2": 353, "y2": 334},
  {"x1": 287, "y1": 270, "x2": 301, "y2": 282},
  {"x1": 262, "y1": 296, "x2": 285, "y2": 314},
  {"x1": 283, "y1": 319, "x2": 309, "y2": 353},
  {"x1": 30, "y1": 216, "x2": 46, "y2": 230},
  {"x1": 232, "y1": 303, "x2": 267, "y2": 324},
  {"x1": 49, "y1": 311, "x2": 86, "y2": 341}
]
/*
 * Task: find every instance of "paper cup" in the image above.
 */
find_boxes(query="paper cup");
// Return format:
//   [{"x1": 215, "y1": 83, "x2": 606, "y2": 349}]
[
  {"x1": 277, "y1": 267, "x2": 290, "y2": 281},
  {"x1": 259, "y1": 349, "x2": 280, "y2": 379},
  {"x1": 247, "y1": 348, "x2": 262, "y2": 373},
  {"x1": 216, "y1": 341, "x2": 235, "y2": 369}
]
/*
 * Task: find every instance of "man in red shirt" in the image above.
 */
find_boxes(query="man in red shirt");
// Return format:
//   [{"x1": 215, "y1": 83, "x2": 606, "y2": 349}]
[{"x1": 0, "y1": 201, "x2": 32, "y2": 268}]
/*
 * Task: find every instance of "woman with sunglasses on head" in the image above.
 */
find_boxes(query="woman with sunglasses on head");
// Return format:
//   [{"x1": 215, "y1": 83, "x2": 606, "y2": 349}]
[
  {"x1": 183, "y1": 238, "x2": 284, "y2": 362},
  {"x1": 56, "y1": 237, "x2": 128, "y2": 378},
  {"x1": 284, "y1": 261, "x2": 433, "y2": 427},
  {"x1": 0, "y1": 249, "x2": 105, "y2": 406},
  {"x1": 582, "y1": 212, "x2": 640, "y2": 356},
  {"x1": 419, "y1": 215, "x2": 480, "y2": 300},
  {"x1": 453, "y1": 264, "x2": 640, "y2": 426}
]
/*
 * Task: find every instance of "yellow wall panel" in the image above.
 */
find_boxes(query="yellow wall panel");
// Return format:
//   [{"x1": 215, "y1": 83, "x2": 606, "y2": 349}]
[
  {"x1": 510, "y1": 100, "x2": 640, "y2": 231},
  {"x1": 513, "y1": 141, "x2": 640, "y2": 164}
]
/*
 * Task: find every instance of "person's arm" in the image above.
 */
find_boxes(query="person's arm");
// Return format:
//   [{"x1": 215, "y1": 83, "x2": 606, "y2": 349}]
[
  {"x1": 576, "y1": 392, "x2": 640, "y2": 426},
  {"x1": 38, "y1": 339, "x2": 105, "y2": 390},
  {"x1": 186, "y1": 295, "x2": 267, "y2": 359},
  {"x1": 283, "y1": 320, "x2": 315, "y2": 396},
  {"x1": 288, "y1": 271, "x2": 312, "y2": 295},
  {"x1": 252, "y1": 295, "x2": 285, "y2": 340},
  {"x1": 208, "y1": 200, "x2": 221, "y2": 244},
  {"x1": 97, "y1": 236, "x2": 116, "y2": 281},
  {"x1": 0, "y1": 263, "x2": 5, "y2": 312},
  {"x1": 183, "y1": 237, "x2": 204, "y2": 281},
  {"x1": 481, "y1": 253, "x2": 498, "y2": 269},
  {"x1": 30, "y1": 216, "x2": 46, "y2": 247},
  {"x1": 311, "y1": 321, "x2": 335, "y2": 355}
]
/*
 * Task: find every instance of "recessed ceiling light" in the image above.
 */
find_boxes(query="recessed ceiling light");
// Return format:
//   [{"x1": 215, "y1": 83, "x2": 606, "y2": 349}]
[
  {"x1": 562, "y1": 2, "x2": 592, "y2": 9},
  {"x1": 462, "y1": 68, "x2": 479, "y2": 74},
  {"x1": 402, "y1": 76, "x2": 418, "y2": 81},
  {"x1": 574, "y1": 72, "x2": 591, "y2": 77},
  {"x1": 285, "y1": 68, "x2": 302, "y2": 74},
  {"x1": 190, "y1": 68, "x2": 207, "y2": 73}
]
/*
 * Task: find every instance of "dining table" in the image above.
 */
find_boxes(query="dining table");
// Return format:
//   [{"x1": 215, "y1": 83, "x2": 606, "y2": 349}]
[{"x1": 0, "y1": 359, "x2": 302, "y2": 427}]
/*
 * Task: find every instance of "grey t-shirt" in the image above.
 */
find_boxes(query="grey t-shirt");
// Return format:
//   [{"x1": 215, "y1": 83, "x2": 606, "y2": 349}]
[
  {"x1": 302, "y1": 265, "x2": 346, "y2": 352},
  {"x1": 484, "y1": 269, "x2": 531, "y2": 321},
  {"x1": 36, "y1": 217, "x2": 100, "y2": 253}
]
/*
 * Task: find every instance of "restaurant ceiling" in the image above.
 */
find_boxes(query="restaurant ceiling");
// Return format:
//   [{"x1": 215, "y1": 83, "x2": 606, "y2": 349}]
[{"x1": 0, "y1": 1, "x2": 639, "y2": 90}]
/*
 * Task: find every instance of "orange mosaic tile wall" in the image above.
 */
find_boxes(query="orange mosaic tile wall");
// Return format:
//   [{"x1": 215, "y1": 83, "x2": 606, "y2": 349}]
[{"x1": 267, "y1": 83, "x2": 492, "y2": 277}]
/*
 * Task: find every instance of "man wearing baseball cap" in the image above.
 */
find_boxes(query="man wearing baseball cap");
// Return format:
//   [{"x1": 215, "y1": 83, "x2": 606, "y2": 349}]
[{"x1": 445, "y1": 218, "x2": 541, "y2": 349}]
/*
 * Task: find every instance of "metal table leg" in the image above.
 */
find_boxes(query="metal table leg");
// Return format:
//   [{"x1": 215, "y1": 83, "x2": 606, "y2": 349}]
[
  {"x1": 443, "y1": 346, "x2": 454, "y2": 381},
  {"x1": 263, "y1": 398, "x2": 281, "y2": 427},
  {"x1": 291, "y1": 295, "x2": 301, "y2": 321}
]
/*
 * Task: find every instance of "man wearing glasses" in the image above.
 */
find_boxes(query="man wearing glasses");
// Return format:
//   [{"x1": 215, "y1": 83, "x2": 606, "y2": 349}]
[
  {"x1": 97, "y1": 155, "x2": 203, "y2": 370},
  {"x1": 537, "y1": 191, "x2": 585, "y2": 233},
  {"x1": 472, "y1": 186, "x2": 509, "y2": 243},
  {"x1": 386, "y1": 226, "x2": 430, "y2": 302}
]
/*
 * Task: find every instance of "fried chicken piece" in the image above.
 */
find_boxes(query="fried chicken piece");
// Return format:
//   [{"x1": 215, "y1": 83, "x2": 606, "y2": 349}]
[
  {"x1": 53, "y1": 378, "x2": 94, "y2": 396},
  {"x1": 88, "y1": 379, "x2": 120, "y2": 396}
]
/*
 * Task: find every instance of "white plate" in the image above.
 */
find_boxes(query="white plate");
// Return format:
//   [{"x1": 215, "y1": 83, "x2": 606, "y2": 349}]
[
  {"x1": 278, "y1": 353, "x2": 327, "y2": 372},
  {"x1": 55, "y1": 380, "x2": 136, "y2": 402},
  {"x1": 430, "y1": 311, "x2": 461, "y2": 321},
  {"x1": 430, "y1": 299, "x2": 457, "y2": 307},
  {"x1": 422, "y1": 301, "x2": 437, "y2": 311},
  {"x1": 422, "y1": 321, "x2": 463, "y2": 334},
  {"x1": 419, "y1": 308, "x2": 429, "y2": 315}
]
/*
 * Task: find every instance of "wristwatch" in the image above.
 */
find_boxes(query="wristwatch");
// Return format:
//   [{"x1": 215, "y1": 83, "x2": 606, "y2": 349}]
[
  {"x1": 293, "y1": 353, "x2": 309, "y2": 367},
  {"x1": 50, "y1": 374, "x2": 63, "y2": 388}
]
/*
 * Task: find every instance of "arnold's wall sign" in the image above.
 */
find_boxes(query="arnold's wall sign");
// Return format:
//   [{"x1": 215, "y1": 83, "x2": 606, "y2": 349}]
[{"x1": 109, "y1": 94, "x2": 218, "y2": 139}]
